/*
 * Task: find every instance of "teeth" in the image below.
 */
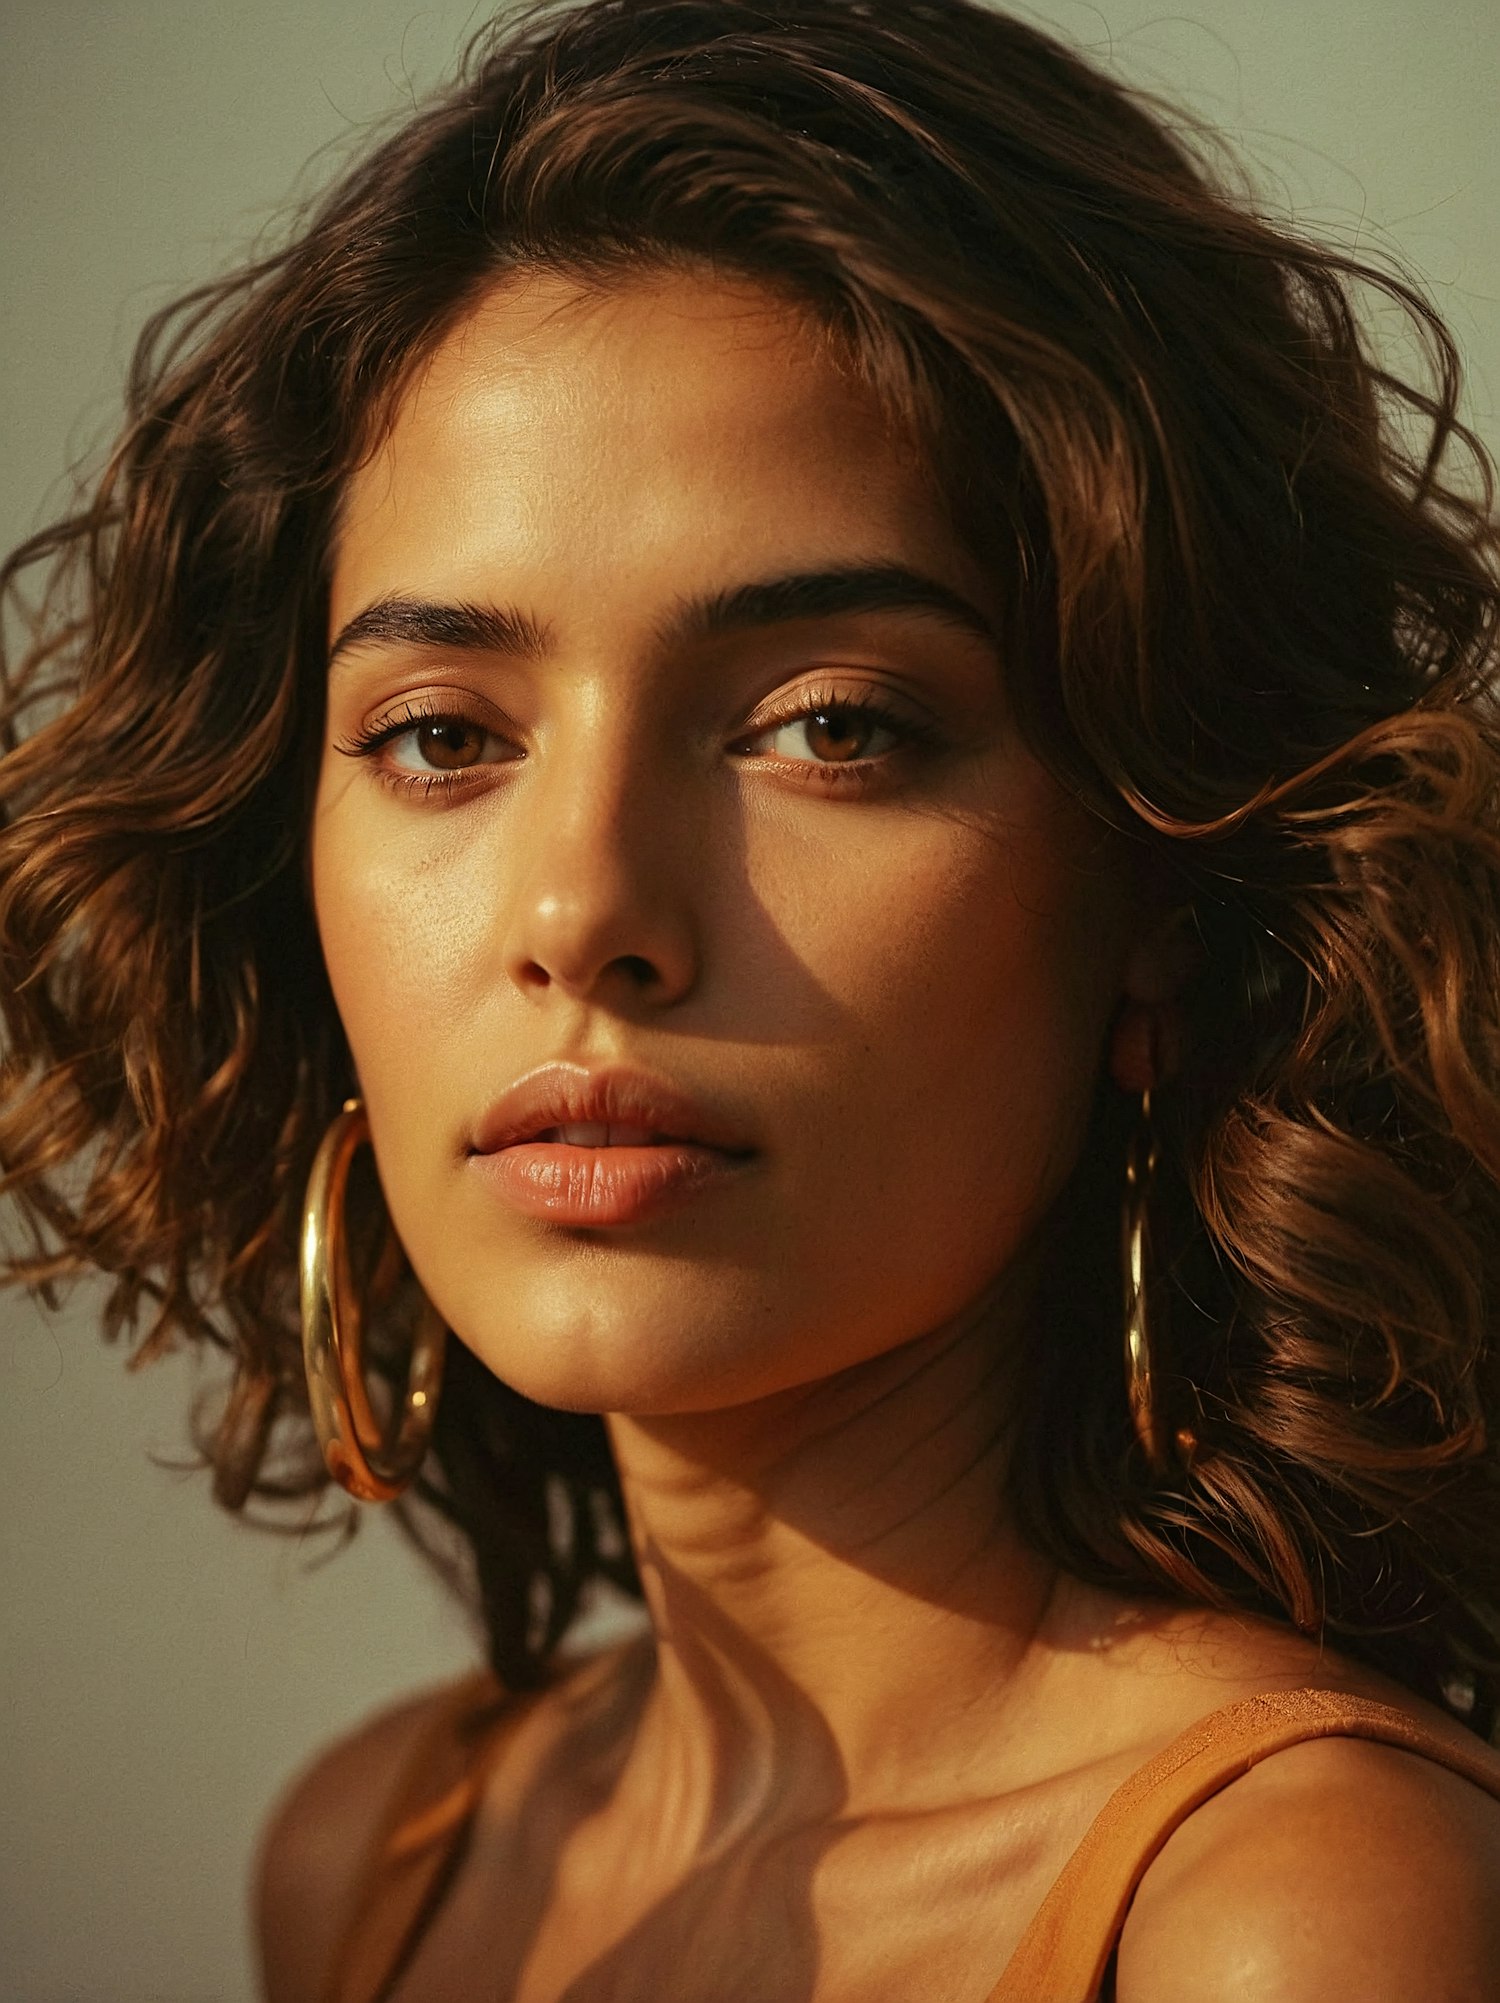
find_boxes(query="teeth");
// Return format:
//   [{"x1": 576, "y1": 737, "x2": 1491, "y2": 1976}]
[{"x1": 547, "y1": 1122, "x2": 660, "y2": 1146}]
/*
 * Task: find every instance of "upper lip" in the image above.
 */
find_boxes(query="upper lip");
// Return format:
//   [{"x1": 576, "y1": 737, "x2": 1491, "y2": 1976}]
[{"x1": 469, "y1": 1063, "x2": 755, "y2": 1156}]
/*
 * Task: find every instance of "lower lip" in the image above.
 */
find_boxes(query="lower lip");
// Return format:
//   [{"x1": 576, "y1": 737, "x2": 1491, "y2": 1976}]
[{"x1": 470, "y1": 1141, "x2": 751, "y2": 1226}]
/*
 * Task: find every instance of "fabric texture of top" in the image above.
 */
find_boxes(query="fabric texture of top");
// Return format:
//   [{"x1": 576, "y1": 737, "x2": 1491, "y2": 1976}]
[{"x1": 322, "y1": 1674, "x2": 1500, "y2": 2003}]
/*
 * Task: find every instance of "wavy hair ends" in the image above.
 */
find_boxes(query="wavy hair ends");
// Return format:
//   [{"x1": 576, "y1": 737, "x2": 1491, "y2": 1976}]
[{"x1": 3, "y1": 0, "x2": 1499, "y2": 1711}]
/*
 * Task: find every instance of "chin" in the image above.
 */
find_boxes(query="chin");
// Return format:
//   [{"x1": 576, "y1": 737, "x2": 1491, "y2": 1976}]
[
  {"x1": 462, "y1": 1341, "x2": 742, "y2": 1420},
  {"x1": 443, "y1": 1285, "x2": 761, "y2": 1419},
  {"x1": 415, "y1": 1225, "x2": 811, "y2": 1415}
]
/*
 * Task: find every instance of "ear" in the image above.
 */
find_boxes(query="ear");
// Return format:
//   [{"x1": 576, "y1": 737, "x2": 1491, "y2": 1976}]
[{"x1": 1108, "y1": 904, "x2": 1199, "y2": 1094}]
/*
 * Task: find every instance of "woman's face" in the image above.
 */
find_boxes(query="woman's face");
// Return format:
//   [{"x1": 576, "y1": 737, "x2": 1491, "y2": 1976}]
[{"x1": 313, "y1": 267, "x2": 1139, "y2": 1417}]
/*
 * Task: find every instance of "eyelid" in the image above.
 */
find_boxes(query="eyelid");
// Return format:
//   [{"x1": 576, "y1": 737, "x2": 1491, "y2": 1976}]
[
  {"x1": 334, "y1": 690, "x2": 521, "y2": 757},
  {"x1": 733, "y1": 677, "x2": 941, "y2": 749}
]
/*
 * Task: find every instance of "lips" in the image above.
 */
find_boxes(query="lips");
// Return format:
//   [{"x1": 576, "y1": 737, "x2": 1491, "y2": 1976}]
[
  {"x1": 467, "y1": 1063, "x2": 755, "y2": 1227},
  {"x1": 469, "y1": 1063, "x2": 753, "y2": 1159},
  {"x1": 535, "y1": 1123, "x2": 667, "y2": 1147}
]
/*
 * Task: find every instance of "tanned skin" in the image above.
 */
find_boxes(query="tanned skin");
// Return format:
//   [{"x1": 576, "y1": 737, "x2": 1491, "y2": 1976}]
[{"x1": 257, "y1": 269, "x2": 1500, "y2": 2003}]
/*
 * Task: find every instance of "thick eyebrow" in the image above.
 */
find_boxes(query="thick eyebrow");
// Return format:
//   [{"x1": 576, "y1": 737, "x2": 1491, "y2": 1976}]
[
  {"x1": 327, "y1": 562, "x2": 1000, "y2": 670},
  {"x1": 327, "y1": 595, "x2": 548, "y2": 668}
]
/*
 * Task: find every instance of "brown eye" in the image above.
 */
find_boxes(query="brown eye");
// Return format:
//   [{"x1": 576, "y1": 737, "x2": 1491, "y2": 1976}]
[
  {"x1": 803, "y1": 707, "x2": 874, "y2": 762},
  {"x1": 338, "y1": 701, "x2": 521, "y2": 788},
  {"x1": 755, "y1": 702, "x2": 899, "y2": 765},
  {"x1": 413, "y1": 720, "x2": 484, "y2": 769},
  {"x1": 381, "y1": 715, "x2": 510, "y2": 776}
]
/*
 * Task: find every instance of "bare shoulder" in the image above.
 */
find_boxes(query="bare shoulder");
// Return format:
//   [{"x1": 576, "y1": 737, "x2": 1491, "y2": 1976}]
[
  {"x1": 1116, "y1": 1726, "x2": 1500, "y2": 2002},
  {"x1": 252, "y1": 1671, "x2": 492, "y2": 2003},
  {"x1": 251, "y1": 1638, "x2": 645, "y2": 2003}
]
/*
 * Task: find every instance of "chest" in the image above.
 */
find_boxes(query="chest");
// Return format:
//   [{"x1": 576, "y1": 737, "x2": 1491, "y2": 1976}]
[{"x1": 385, "y1": 1780, "x2": 1103, "y2": 2003}]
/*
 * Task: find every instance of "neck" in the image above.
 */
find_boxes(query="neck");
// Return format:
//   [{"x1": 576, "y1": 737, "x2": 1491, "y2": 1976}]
[{"x1": 600, "y1": 1281, "x2": 1061, "y2": 1848}]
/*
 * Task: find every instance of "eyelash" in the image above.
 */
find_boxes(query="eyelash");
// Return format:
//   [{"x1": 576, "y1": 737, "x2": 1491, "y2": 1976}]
[
  {"x1": 335, "y1": 699, "x2": 507, "y2": 801},
  {"x1": 335, "y1": 685, "x2": 939, "y2": 800},
  {"x1": 736, "y1": 683, "x2": 940, "y2": 791}
]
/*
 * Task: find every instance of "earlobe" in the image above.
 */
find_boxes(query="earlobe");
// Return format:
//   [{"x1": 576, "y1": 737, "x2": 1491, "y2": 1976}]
[
  {"x1": 1109, "y1": 1000, "x2": 1168, "y2": 1094},
  {"x1": 1109, "y1": 906, "x2": 1198, "y2": 1093}
]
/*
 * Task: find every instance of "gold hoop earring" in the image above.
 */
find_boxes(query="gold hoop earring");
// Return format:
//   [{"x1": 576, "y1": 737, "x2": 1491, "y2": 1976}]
[
  {"x1": 1121, "y1": 1089, "x2": 1201, "y2": 1475},
  {"x1": 1122, "y1": 1087, "x2": 1170, "y2": 1473},
  {"x1": 300, "y1": 1097, "x2": 446, "y2": 1503}
]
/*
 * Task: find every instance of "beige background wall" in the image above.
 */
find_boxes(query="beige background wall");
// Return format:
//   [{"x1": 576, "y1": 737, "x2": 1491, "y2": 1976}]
[{"x1": 3, "y1": 4, "x2": 1497, "y2": 1999}]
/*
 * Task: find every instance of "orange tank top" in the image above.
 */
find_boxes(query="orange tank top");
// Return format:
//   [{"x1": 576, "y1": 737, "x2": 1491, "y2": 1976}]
[{"x1": 323, "y1": 1676, "x2": 1500, "y2": 2003}]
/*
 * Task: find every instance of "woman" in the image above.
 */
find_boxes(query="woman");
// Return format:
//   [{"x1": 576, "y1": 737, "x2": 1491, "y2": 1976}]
[{"x1": 3, "y1": 0, "x2": 1499, "y2": 1995}]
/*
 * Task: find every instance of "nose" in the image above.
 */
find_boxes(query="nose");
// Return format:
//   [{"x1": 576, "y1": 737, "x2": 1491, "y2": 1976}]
[{"x1": 501, "y1": 723, "x2": 699, "y2": 1011}]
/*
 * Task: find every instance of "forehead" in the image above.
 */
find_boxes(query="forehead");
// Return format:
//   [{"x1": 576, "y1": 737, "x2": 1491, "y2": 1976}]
[
  {"x1": 330, "y1": 267, "x2": 979, "y2": 634},
  {"x1": 366, "y1": 264, "x2": 905, "y2": 467}
]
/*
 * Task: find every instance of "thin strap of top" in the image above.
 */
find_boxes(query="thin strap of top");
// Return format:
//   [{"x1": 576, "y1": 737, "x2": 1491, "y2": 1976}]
[
  {"x1": 984, "y1": 1686, "x2": 1500, "y2": 2002},
  {"x1": 326, "y1": 1678, "x2": 1500, "y2": 2003}
]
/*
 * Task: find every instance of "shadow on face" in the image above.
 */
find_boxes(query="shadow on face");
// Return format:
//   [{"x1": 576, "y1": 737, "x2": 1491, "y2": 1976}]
[{"x1": 312, "y1": 265, "x2": 1144, "y2": 1426}]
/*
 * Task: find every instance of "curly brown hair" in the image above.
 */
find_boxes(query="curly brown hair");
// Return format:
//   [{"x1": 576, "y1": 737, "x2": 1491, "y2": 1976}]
[{"x1": 3, "y1": 0, "x2": 1499, "y2": 1717}]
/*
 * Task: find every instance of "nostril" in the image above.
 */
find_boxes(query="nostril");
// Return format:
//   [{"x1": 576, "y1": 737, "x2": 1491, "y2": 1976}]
[{"x1": 516, "y1": 951, "x2": 663, "y2": 995}]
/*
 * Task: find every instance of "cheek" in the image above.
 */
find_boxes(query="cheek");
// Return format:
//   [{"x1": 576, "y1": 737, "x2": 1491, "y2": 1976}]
[
  {"x1": 309, "y1": 773, "x2": 490, "y2": 1098},
  {"x1": 749, "y1": 791, "x2": 1124, "y2": 1243}
]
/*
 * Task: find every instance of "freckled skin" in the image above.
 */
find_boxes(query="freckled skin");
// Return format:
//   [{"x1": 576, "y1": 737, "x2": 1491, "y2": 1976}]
[{"x1": 314, "y1": 268, "x2": 1137, "y2": 1417}]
